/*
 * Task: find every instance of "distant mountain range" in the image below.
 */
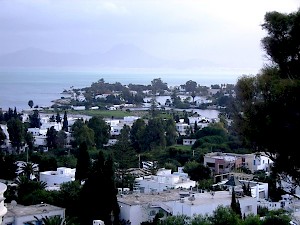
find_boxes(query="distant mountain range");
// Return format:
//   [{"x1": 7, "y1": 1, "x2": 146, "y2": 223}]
[{"x1": 0, "y1": 44, "x2": 220, "y2": 69}]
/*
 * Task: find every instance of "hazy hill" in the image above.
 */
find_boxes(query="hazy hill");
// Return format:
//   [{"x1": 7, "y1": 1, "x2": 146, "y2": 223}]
[{"x1": 0, "y1": 44, "x2": 219, "y2": 69}]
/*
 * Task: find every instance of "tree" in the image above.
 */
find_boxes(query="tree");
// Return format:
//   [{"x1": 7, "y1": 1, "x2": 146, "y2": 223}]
[
  {"x1": 0, "y1": 153, "x2": 17, "y2": 180},
  {"x1": 29, "y1": 110, "x2": 41, "y2": 128},
  {"x1": 80, "y1": 151, "x2": 119, "y2": 225},
  {"x1": 28, "y1": 100, "x2": 34, "y2": 109},
  {"x1": 34, "y1": 215, "x2": 65, "y2": 225},
  {"x1": 25, "y1": 131, "x2": 34, "y2": 151},
  {"x1": 151, "y1": 78, "x2": 168, "y2": 95},
  {"x1": 56, "y1": 130, "x2": 67, "y2": 149},
  {"x1": 72, "y1": 122, "x2": 95, "y2": 148},
  {"x1": 56, "y1": 112, "x2": 61, "y2": 123},
  {"x1": 58, "y1": 181, "x2": 81, "y2": 220},
  {"x1": 46, "y1": 126, "x2": 58, "y2": 149},
  {"x1": 87, "y1": 116, "x2": 110, "y2": 148},
  {"x1": 7, "y1": 117, "x2": 25, "y2": 152},
  {"x1": 183, "y1": 161, "x2": 211, "y2": 182},
  {"x1": 209, "y1": 205, "x2": 240, "y2": 225},
  {"x1": 75, "y1": 142, "x2": 91, "y2": 182},
  {"x1": 185, "y1": 80, "x2": 197, "y2": 93},
  {"x1": 130, "y1": 118, "x2": 146, "y2": 152},
  {"x1": 230, "y1": 187, "x2": 242, "y2": 218},
  {"x1": 261, "y1": 10, "x2": 300, "y2": 79},
  {"x1": 164, "y1": 118, "x2": 178, "y2": 146},
  {"x1": 62, "y1": 111, "x2": 68, "y2": 132},
  {"x1": 18, "y1": 161, "x2": 39, "y2": 180},
  {"x1": 142, "y1": 117, "x2": 166, "y2": 151},
  {"x1": 232, "y1": 8, "x2": 300, "y2": 192}
]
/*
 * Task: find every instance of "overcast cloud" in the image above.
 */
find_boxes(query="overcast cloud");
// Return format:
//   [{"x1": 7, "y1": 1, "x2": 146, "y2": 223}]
[{"x1": 0, "y1": 0, "x2": 299, "y2": 73}]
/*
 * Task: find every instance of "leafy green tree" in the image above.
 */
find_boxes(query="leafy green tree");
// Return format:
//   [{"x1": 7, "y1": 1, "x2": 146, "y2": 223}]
[
  {"x1": 209, "y1": 205, "x2": 240, "y2": 225},
  {"x1": 185, "y1": 80, "x2": 198, "y2": 93},
  {"x1": 62, "y1": 111, "x2": 68, "y2": 132},
  {"x1": 232, "y1": 8, "x2": 300, "y2": 191},
  {"x1": 130, "y1": 118, "x2": 146, "y2": 152},
  {"x1": 25, "y1": 131, "x2": 34, "y2": 151},
  {"x1": 29, "y1": 110, "x2": 41, "y2": 128},
  {"x1": 114, "y1": 125, "x2": 136, "y2": 169},
  {"x1": 159, "y1": 215, "x2": 190, "y2": 225},
  {"x1": 242, "y1": 214, "x2": 261, "y2": 225},
  {"x1": 72, "y1": 122, "x2": 95, "y2": 148},
  {"x1": 56, "y1": 130, "x2": 67, "y2": 149},
  {"x1": 151, "y1": 78, "x2": 168, "y2": 95},
  {"x1": 142, "y1": 118, "x2": 166, "y2": 151},
  {"x1": 261, "y1": 209, "x2": 291, "y2": 225},
  {"x1": 261, "y1": 10, "x2": 300, "y2": 79},
  {"x1": 75, "y1": 142, "x2": 91, "y2": 182},
  {"x1": 46, "y1": 126, "x2": 58, "y2": 149},
  {"x1": 164, "y1": 118, "x2": 178, "y2": 146},
  {"x1": 7, "y1": 117, "x2": 25, "y2": 152},
  {"x1": 58, "y1": 181, "x2": 81, "y2": 219},
  {"x1": 183, "y1": 161, "x2": 211, "y2": 182},
  {"x1": 16, "y1": 175, "x2": 47, "y2": 205},
  {"x1": 0, "y1": 153, "x2": 17, "y2": 180},
  {"x1": 87, "y1": 116, "x2": 109, "y2": 148},
  {"x1": 80, "y1": 151, "x2": 119, "y2": 225}
]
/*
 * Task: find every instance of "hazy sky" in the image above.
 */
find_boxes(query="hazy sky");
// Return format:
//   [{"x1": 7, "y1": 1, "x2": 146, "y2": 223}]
[{"x1": 0, "y1": 0, "x2": 299, "y2": 73}]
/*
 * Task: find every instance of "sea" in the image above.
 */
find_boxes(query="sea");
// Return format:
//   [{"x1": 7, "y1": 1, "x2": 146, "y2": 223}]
[{"x1": 0, "y1": 68, "x2": 249, "y2": 112}]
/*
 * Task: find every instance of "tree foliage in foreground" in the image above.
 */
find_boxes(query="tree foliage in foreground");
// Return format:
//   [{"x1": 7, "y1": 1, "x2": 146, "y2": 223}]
[{"x1": 232, "y1": 8, "x2": 300, "y2": 191}]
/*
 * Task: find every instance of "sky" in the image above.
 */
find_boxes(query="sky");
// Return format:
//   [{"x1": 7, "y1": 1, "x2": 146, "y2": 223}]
[{"x1": 0, "y1": 0, "x2": 299, "y2": 74}]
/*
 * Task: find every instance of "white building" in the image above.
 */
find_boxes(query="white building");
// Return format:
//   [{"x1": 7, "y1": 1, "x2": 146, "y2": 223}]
[
  {"x1": 175, "y1": 123, "x2": 190, "y2": 136},
  {"x1": 3, "y1": 203, "x2": 65, "y2": 225},
  {"x1": 135, "y1": 168, "x2": 196, "y2": 194},
  {"x1": 0, "y1": 182, "x2": 7, "y2": 224},
  {"x1": 40, "y1": 167, "x2": 75, "y2": 190},
  {"x1": 182, "y1": 139, "x2": 197, "y2": 146},
  {"x1": 118, "y1": 190, "x2": 257, "y2": 225}
]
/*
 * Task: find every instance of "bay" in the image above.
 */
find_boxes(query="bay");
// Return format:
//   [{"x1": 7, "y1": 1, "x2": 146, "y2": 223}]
[{"x1": 0, "y1": 68, "x2": 239, "y2": 111}]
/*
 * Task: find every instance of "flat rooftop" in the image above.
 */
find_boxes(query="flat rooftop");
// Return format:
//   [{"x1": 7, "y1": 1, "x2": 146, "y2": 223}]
[
  {"x1": 117, "y1": 190, "x2": 252, "y2": 206},
  {"x1": 5, "y1": 203, "x2": 65, "y2": 217}
]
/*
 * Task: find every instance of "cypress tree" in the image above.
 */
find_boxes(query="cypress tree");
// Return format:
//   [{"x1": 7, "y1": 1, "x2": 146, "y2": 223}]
[
  {"x1": 62, "y1": 111, "x2": 68, "y2": 132},
  {"x1": 75, "y1": 142, "x2": 90, "y2": 182}
]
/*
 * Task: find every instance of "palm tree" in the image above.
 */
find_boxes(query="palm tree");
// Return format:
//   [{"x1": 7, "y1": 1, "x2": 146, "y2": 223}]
[
  {"x1": 18, "y1": 162, "x2": 39, "y2": 180},
  {"x1": 34, "y1": 215, "x2": 65, "y2": 225}
]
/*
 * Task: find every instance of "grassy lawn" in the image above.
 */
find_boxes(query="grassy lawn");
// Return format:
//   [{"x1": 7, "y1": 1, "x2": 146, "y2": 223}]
[{"x1": 67, "y1": 109, "x2": 134, "y2": 118}]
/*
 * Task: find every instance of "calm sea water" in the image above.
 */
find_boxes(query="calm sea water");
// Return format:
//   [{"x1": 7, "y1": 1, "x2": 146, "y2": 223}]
[{"x1": 0, "y1": 68, "x2": 242, "y2": 111}]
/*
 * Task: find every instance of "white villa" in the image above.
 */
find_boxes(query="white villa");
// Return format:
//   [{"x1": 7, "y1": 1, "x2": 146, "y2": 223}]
[
  {"x1": 40, "y1": 167, "x2": 76, "y2": 190},
  {"x1": 175, "y1": 122, "x2": 190, "y2": 136},
  {"x1": 134, "y1": 168, "x2": 196, "y2": 194},
  {"x1": 3, "y1": 203, "x2": 65, "y2": 225},
  {"x1": 118, "y1": 189, "x2": 257, "y2": 225},
  {"x1": 0, "y1": 182, "x2": 7, "y2": 224}
]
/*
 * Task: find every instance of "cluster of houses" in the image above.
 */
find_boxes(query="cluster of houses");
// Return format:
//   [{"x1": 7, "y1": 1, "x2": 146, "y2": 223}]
[
  {"x1": 1, "y1": 148, "x2": 300, "y2": 225},
  {"x1": 0, "y1": 110, "x2": 216, "y2": 152}
]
